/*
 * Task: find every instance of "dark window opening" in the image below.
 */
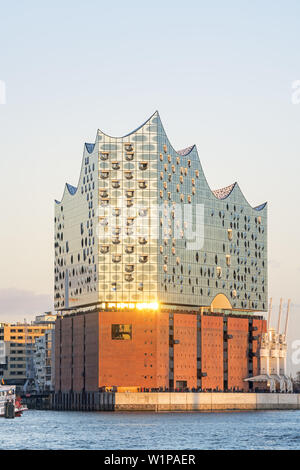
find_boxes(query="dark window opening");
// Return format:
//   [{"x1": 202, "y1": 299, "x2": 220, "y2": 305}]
[{"x1": 111, "y1": 324, "x2": 132, "y2": 340}]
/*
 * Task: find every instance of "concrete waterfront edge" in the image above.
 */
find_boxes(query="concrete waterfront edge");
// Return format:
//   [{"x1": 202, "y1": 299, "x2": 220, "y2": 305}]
[
  {"x1": 50, "y1": 392, "x2": 300, "y2": 411},
  {"x1": 114, "y1": 392, "x2": 300, "y2": 411}
]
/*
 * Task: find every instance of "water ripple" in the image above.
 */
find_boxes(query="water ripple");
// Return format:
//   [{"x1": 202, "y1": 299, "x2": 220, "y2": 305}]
[{"x1": 0, "y1": 410, "x2": 300, "y2": 450}]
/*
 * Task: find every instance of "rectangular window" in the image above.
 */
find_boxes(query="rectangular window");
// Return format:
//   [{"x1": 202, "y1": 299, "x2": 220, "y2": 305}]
[
  {"x1": 176, "y1": 380, "x2": 187, "y2": 390},
  {"x1": 111, "y1": 324, "x2": 132, "y2": 341}
]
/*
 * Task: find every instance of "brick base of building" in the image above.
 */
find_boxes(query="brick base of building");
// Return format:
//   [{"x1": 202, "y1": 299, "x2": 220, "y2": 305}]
[{"x1": 54, "y1": 308, "x2": 266, "y2": 393}]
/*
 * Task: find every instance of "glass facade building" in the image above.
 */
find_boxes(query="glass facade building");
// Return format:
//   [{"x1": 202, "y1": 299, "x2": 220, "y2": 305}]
[{"x1": 54, "y1": 111, "x2": 267, "y2": 313}]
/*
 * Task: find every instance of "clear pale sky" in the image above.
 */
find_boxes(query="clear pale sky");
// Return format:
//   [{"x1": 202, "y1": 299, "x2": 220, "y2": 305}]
[{"x1": 0, "y1": 1, "x2": 299, "y2": 371}]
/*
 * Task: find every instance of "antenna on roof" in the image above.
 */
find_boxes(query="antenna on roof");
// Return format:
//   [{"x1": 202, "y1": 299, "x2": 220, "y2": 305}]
[
  {"x1": 284, "y1": 299, "x2": 291, "y2": 336},
  {"x1": 277, "y1": 298, "x2": 283, "y2": 333},
  {"x1": 267, "y1": 297, "x2": 272, "y2": 329}
]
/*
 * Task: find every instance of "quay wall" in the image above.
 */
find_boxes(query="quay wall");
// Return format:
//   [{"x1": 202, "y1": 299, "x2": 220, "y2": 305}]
[
  {"x1": 51, "y1": 392, "x2": 300, "y2": 412},
  {"x1": 114, "y1": 392, "x2": 300, "y2": 411}
]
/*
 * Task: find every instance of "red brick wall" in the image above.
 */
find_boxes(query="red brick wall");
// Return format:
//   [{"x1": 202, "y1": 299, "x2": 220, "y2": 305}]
[
  {"x1": 54, "y1": 318, "x2": 61, "y2": 391},
  {"x1": 55, "y1": 313, "x2": 99, "y2": 392},
  {"x1": 173, "y1": 313, "x2": 197, "y2": 389},
  {"x1": 72, "y1": 315, "x2": 84, "y2": 391},
  {"x1": 252, "y1": 318, "x2": 267, "y2": 376},
  {"x1": 201, "y1": 315, "x2": 223, "y2": 390},
  {"x1": 85, "y1": 312, "x2": 99, "y2": 391},
  {"x1": 227, "y1": 317, "x2": 249, "y2": 391},
  {"x1": 54, "y1": 310, "x2": 266, "y2": 393},
  {"x1": 156, "y1": 311, "x2": 169, "y2": 389},
  {"x1": 99, "y1": 310, "x2": 160, "y2": 389},
  {"x1": 60, "y1": 316, "x2": 72, "y2": 391}
]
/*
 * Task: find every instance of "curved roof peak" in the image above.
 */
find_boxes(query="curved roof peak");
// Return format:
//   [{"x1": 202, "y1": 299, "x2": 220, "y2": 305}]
[
  {"x1": 254, "y1": 202, "x2": 267, "y2": 211},
  {"x1": 212, "y1": 182, "x2": 267, "y2": 210},
  {"x1": 85, "y1": 143, "x2": 95, "y2": 154},
  {"x1": 212, "y1": 183, "x2": 237, "y2": 200},
  {"x1": 66, "y1": 183, "x2": 77, "y2": 196},
  {"x1": 97, "y1": 110, "x2": 159, "y2": 139},
  {"x1": 177, "y1": 145, "x2": 196, "y2": 156},
  {"x1": 55, "y1": 112, "x2": 267, "y2": 213}
]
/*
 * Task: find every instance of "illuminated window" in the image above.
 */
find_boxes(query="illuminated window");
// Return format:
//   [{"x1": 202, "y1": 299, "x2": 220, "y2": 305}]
[
  {"x1": 124, "y1": 143, "x2": 133, "y2": 152},
  {"x1": 139, "y1": 161, "x2": 148, "y2": 170},
  {"x1": 112, "y1": 180, "x2": 120, "y2": 189},
  {"x1": 112, "y1": 208, "x2": 121, "y2": 217},
  {"x1": 100, "y1": 171, "x2": 109, "y2": 179},
  {"x1": 138, "y1": 180, "x2": 147, "y2": 189},
  {"x1": 124, "y1": 171, "x2": 133, "y2": 180},
  {"x1": 125, "y1": 190, "x2": 134, "y2": 198},
  {"x1": 99, "y1": 152, "x2": 109, "y2": 161},
  {"x1": 125, "y1": 152, "x2": 134, "y2": 161}
]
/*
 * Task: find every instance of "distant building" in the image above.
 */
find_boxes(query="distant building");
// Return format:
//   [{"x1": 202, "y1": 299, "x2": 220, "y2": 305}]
[
  {"x1": 245, "y1": 327, "x2": 292, "y2": 392},
  {"x1": 0, "y1": 313, "x2": 57, "y2": 391},
  {"x1": 34, "y1": 312, "x2": 57, "y2": 325},
  {"x1": 54, "y1": 112, "x2": 268, "y2": 394},
  {"x1": 34, "y1": 329, "x2": 55, "y2": 392}
]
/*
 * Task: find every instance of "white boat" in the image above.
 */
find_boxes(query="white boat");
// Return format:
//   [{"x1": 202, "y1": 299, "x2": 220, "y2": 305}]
[
  {"x1": 0, "y1": 385, "x2": 28, "y2": 417},
  {"x1": 0, "y1": 385, "x2": 16, "y2": 417}
]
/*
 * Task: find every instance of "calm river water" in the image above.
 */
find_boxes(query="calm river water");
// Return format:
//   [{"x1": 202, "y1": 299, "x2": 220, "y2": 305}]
[{"x1": 0, "y1": 409, "x2": 300, "y2": 450}]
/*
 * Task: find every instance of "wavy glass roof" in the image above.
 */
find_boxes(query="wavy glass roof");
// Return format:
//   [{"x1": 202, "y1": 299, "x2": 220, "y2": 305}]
[{"x1": 55, "y1": 111, "x2": 267, "y2": 212}]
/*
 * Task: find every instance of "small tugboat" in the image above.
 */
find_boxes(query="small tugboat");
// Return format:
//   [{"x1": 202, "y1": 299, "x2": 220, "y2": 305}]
[{"x1": 0, "y1": 385, "x2": 28, "y2": 418}]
